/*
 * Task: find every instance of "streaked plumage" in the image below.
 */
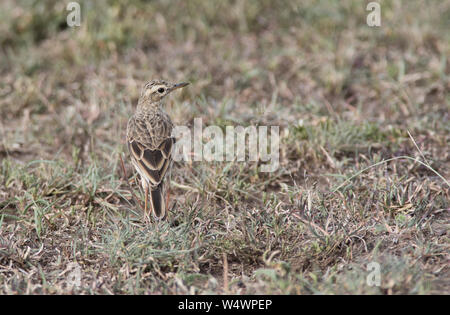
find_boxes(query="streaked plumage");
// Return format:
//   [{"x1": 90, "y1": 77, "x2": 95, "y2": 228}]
[{"x1": 126, "y1": 79, "x2": 188, "y2": 220}]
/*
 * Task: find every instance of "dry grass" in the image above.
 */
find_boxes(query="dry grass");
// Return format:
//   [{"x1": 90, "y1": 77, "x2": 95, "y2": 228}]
[{"x1": 0, "y1": 0, "x2": 449, "y2": 294}]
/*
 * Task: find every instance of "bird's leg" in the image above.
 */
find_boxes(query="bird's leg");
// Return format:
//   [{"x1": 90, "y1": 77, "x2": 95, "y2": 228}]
[
  {"x1": 144, "y1": 185, "x2": 150, "y2": 223},
  {"x1": 166, "y1": 187, "x2": 171, "y2": 214}
]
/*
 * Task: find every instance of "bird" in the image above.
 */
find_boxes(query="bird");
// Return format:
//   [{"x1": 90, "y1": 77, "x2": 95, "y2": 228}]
[{"x1": 126, "y1": 79, "x2": 189, "y2": 220}]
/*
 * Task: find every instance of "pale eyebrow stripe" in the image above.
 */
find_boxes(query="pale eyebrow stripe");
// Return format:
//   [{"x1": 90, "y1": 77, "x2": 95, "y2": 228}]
[{"x1": 149, "y1": 85, "x2": 165, "y2": 94}]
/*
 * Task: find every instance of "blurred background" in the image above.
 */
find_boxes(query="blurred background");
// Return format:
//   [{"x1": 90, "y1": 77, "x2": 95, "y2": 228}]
[
  {"x1": 0, "y1": 0, "x2": 449, "y2": 294},
  {"x1": 1, "y1": 1, "x2": 449, "y2": 163}
]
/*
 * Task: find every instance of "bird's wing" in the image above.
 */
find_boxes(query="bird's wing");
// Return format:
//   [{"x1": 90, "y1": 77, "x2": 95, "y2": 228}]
[{"x1": 128, "y1": 137, "x2": 175, "y2": 187}]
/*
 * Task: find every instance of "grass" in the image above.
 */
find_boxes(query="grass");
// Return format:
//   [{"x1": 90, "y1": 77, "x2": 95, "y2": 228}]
[{"x1": 0, "y1": 0, "x2": 449, "y2": 294}]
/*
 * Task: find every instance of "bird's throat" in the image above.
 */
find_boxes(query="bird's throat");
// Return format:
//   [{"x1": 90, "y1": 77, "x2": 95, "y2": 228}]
[{"x1": 136, "y1": 100, "x2": 163, "y2": 113}]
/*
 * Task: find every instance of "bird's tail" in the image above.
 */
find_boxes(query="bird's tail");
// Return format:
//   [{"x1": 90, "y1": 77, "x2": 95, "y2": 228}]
[{"x1": 149, "y1": 183, "x2": 166, "y2": 220}]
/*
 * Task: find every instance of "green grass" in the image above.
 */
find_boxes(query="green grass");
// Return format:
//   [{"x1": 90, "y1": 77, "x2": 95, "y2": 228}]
[{"x1": 0, "y1": 0, "x2": 449, "y2": 294}]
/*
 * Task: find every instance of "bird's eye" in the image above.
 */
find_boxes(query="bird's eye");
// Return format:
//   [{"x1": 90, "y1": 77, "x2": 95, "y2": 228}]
[{"x1": 158, "y1": 88, "x2": 165, "y2": 93}]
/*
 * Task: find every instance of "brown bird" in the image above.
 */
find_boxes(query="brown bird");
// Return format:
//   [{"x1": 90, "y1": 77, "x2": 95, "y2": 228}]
[{"x1": 126, "y1": 80, "x2": 189, "y2": 220}]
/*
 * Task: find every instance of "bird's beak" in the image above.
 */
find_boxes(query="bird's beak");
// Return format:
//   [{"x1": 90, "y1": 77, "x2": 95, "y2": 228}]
[{"x1": 170, "y1": 82, "x2": 190, "y2": 91}]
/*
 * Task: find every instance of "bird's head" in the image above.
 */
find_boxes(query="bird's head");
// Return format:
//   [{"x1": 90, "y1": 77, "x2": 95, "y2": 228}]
[{"x1": 138, "y1": 79, "x2": 189, "y2": 105}]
